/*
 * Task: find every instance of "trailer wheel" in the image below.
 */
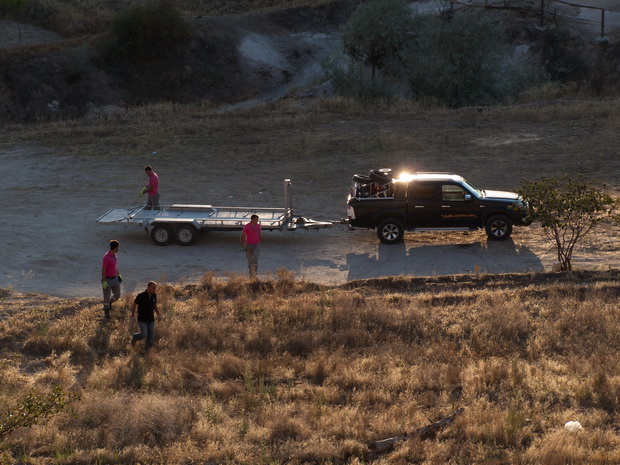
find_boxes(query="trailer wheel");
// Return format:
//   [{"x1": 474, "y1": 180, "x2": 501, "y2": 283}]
[
  {"x1": 175, "y1": 225, "x2": 197, "y2": 246},
  {"x1": 376, "y1": 218, "x2": 404, "y2": 244},
  {"x1": 151, "y1": 224, "x2": 173, "y2": 246}
]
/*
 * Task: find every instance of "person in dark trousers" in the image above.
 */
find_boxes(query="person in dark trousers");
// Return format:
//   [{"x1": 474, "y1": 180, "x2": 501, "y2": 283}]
[
  {"x1": 241, "y1": 214, "x2": 262, "y2": 277},
  {"x1": 101, "y1": 240, "x2": 122, "y2": 319},
  {"x1": 130, "y1": 281, "x2": 160, "y2": 350},
  {"x1": 140, "y1": 165, "x2": 160, "y2": 210}
]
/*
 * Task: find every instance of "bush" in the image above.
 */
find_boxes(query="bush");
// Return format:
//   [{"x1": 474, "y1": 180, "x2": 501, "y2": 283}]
[
  {"x1": 322, "y1": 57, "x2": 396, "y2": 104},
  {"x1": 517, "y1": 175, "x2": 618, "y2": 271},
  {"x1": 340, "y1": 0, "x2": 415, "y2": 80},
  {"x1": 103, "y1": 0, "x2": 190, "y2": 63},
  {"x1": 403, "y1": 11, "x2": 508, "y2": 107}
]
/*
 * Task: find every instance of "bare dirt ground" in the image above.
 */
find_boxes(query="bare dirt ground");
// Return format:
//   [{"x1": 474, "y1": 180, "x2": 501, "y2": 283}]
[{"x1": 1, "y1": 140, "x2": 619, "y2": 300}]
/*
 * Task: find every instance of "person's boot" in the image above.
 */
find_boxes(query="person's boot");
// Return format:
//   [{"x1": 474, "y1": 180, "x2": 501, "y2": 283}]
[{"x1": 104, "y1": 307, "x2": 110, "y2": 319}]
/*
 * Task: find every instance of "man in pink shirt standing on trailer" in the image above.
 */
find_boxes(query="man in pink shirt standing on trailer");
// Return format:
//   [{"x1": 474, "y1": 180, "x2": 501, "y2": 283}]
[
  {"x1": 140, "y1": 165, "x2": 160, "y2": 210},
  {"x1": 241, "y1": 214, "x2": 262, "y2": 278}
]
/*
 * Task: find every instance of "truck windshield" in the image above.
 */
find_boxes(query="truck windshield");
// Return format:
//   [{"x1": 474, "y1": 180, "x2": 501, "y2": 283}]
[{"x1": 462, "y1": 179, "x2": 483, "y2": 198}]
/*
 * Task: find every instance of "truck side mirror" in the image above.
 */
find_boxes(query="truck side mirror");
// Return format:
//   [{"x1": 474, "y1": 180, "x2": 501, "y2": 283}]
[{"x1": 464, "y1": 194, "x2": 472, "y2": 201}]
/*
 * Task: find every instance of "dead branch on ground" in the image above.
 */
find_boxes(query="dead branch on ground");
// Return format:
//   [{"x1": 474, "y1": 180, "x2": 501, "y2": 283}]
[{"x1": 367, "y1": 407, "x2": 465, "y2": 460}]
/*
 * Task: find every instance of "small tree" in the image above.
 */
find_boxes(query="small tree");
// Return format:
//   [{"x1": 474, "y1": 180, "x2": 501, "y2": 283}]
[
  {"x1": 341, "y1": 0, "x2": 414, "y2": 81},
  {"x1": 0, "y1": 0, "x2": 27, "y2": 42},
  {"x1": 0, "y1": 386, "x2": 72, "y2": 442},
  {"x1": 517, "y1": 175, "x2": 617, "y2": 271}
]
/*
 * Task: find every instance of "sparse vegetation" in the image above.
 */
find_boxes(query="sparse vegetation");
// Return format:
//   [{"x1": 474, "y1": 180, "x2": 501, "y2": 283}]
[{"x1": 2, "y1": 271, "x2": 620, "y2": 463}]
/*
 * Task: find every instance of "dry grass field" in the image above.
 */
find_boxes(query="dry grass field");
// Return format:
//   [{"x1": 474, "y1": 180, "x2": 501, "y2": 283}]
[{"x1": 1, "y1": 270, "x2": 620, "y2": 464}]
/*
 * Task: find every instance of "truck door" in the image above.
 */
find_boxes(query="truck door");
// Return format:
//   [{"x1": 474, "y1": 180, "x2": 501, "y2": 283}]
[
  {"x1": 408, "y1": 181, "x2": 442, "y2": 227},
  {"x1": 437, "y1": 183, "x2": 480, "y2": 227}
]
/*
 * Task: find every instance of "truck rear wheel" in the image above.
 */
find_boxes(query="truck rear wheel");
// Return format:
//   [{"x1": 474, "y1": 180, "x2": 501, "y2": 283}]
[
  {"x1": 175, "y1": 225, "x2": 197, "y2": 246},
  {"x1": 377, "y1": 218, "x2": 404, "y2": 244},
  {"x1": 485, "y1": 214, "x2": 512, "y2": 241},
  {"x1": 151, "y1": 224, "x2": 173, "y2": 246}
]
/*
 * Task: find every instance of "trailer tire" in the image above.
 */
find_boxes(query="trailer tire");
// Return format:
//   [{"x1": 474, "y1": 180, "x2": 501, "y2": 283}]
[
  {"x1": 175, "y1": 225, "x2": 197, "y2": 246},
  {"x1": 376, "y1": 218, "x2": 404, "y2": 244},
  {"x1": 151, "y1": 224, "x2": 173, "y2": 246}
]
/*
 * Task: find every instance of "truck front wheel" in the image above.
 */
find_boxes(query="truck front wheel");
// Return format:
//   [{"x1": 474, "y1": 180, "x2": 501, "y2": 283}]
[
  {"x1": 151, "y1": 224, "x2": 173, "y2": 246},
  {"x1": 485, "y1": 214, "x2": 513, "y2": 241},
  {"x1": 376, "y1": 219, "x2": 404, "y2": 244}
]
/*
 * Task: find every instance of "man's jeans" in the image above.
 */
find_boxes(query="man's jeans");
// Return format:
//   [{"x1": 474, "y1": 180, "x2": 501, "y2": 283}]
[
  {"x1": 146, "y1": 193, "x2": 161, "y2": 210},
  {"x1": 245, "y1": 243, "x2": 260, "y2": 276},
  {"x1": 103, "y1": 276, "x2": 121, "y2": 310},
  {"x1": 133, "y1": 321, "x2": 155, "y2": 348}
]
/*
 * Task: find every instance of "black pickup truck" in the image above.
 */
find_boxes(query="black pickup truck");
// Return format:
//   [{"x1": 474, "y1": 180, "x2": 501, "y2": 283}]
[{"x1": 346, "y1": 170, "x2": 530, "y2": 244}]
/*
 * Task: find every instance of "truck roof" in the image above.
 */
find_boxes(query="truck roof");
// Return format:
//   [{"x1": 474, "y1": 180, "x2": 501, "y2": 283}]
[{"x1": 394, "y1": 172, "x2": 465, "y2": 183}]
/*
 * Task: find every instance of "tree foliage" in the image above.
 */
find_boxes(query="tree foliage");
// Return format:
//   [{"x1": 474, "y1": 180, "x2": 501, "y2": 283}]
[
  {"x1": 104, "y1": 0, "x2": 190, "y2": 62},
  {"x1": 0, "y1": 0, "x2": 25, "y2": 15},
  {"x1": 401, "y1": 11, "x2": 547, "y2": 107},
  {"x1": 341, "y1": 0, "x2": 415, "y2": 80},
  {"x1": 517, "y1": 175, "x2": 617, "y2": 271},
  {"x1": 336, "y1": 5, "x2": 547, "y2": 106}
]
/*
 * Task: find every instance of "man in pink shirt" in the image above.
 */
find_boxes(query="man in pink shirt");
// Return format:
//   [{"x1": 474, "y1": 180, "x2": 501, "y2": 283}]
[
  {"x1": 101, "y1": 240, "x2": 122, "y2": 319},
  {"x1": 240, "y1": 214, "x2": 262, "y2": 277},
  {"x1": 141, "y1": 165, "x2": 160, "y2": 210}
]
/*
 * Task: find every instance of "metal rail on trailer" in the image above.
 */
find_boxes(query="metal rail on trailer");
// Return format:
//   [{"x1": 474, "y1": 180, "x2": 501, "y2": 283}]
[{"x1": 97, "y1": 179, "x2": 336, "y2": 245}]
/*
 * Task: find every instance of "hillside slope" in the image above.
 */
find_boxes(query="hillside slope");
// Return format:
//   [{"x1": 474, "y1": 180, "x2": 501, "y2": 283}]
[{"x1": 0, "y1": 1, "x2": 357, "y2": 124}]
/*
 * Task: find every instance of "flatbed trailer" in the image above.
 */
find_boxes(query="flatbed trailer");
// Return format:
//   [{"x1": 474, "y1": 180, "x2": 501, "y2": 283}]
[{"x1": 97, "y1": 179, "x2": 336, "y2": 246}]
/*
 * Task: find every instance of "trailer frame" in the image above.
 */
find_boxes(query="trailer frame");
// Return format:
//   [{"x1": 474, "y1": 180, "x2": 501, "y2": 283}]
[{"x1": 97, "y1": 179, "x2": 336, "y2": 245}]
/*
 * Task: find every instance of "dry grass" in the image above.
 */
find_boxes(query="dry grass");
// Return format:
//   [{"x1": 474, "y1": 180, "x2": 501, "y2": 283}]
[{"x1": 1, "y1": 271, "x2": 620, "y2": 464}]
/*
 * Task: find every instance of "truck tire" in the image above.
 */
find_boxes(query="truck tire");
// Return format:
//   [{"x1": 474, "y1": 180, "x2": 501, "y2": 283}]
[
  {"x1": 151, "y1": 224, "x2": 173, "y2": 246},
  {"x1": 175, "y1": 225, "x2": 197, "y2": 246},
  {"x1": 353, "y1": 174, "x2": 372, "y2": 184},
  {"x1": 485, "y1": 214, "x2": 513, "y2": 241},
  {"x1": 376, "y1": 218, "x2": 404, "y2": 244}
]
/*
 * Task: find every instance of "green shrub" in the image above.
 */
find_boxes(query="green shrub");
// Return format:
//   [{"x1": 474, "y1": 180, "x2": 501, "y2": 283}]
[
  {"x1": 402, "y1": 11, "x2": 507, "y2": 107},
  {"x1": 103, "y1": 0, "x2": 190, "y2": 62}
]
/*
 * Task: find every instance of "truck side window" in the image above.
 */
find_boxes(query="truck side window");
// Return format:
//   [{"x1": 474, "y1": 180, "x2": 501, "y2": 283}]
[
  {"x1": 410, "y1": 183, "x2": 435, "y2": 201},
  {"x1": 442, "y1": 184, "x2": 467, "y2": 201}
]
